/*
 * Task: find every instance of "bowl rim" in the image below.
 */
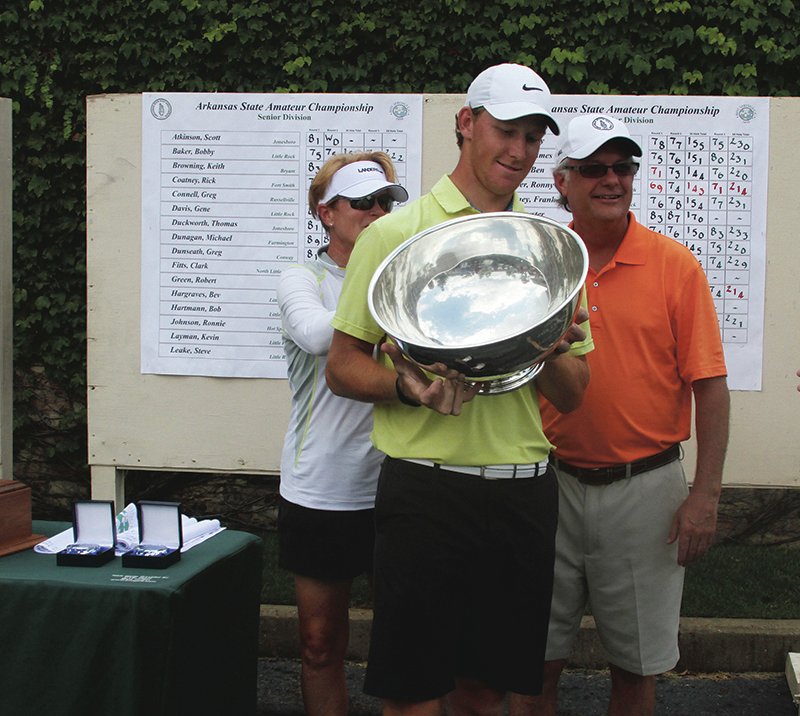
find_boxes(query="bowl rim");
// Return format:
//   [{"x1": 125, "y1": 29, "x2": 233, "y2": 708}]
[{"x1": 367, "y1": 211, "x2": 589, "y2": 350}]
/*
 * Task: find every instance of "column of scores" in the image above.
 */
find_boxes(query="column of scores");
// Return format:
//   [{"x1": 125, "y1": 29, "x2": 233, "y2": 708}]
[
  {"x1": 642, "y1": 133, "x2": 753, "y2": 344},
  {"x1": 303, "y1": 130, "x2": 409, "y2": 263}
]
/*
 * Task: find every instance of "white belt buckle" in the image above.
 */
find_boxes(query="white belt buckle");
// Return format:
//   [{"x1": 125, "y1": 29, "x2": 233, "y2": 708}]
[{"x1": 482, "y1": 464, "x2": 522, "y2": 480}]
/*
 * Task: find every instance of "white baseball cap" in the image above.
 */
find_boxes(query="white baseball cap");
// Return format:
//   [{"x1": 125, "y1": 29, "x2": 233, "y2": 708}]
[
  {"x1": 556, "y1": 114, "x2": 643, "y2": 162},
  {"x1": 320, "y1": 161, "x2": 408, "y2": 205},
  {"x1": 466, "y1": 63, "x2": 560, "y2": 134}
]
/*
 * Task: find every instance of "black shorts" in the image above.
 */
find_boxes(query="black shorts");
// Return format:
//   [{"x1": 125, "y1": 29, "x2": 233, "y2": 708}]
[
  {"x1": 364, "y1": 458, "x2": 558, "y2": 702},
  {"x1": 277, "y1": 496, "x2": 375, "y2": 581}
]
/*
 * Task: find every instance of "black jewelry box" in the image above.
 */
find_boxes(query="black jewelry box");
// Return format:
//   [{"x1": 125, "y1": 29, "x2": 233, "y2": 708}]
[
  {"x1": 56, "y1": 500, "x2": 116, "y2": 567},
  {"x1": 122, "y1": 501, "x2": 183, "y2": 569}
]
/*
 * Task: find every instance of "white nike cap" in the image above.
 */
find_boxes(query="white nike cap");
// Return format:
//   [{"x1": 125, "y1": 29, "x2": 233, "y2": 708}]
[{"x1": 465, "y1": 63, "x2": 560, "y2": 134}]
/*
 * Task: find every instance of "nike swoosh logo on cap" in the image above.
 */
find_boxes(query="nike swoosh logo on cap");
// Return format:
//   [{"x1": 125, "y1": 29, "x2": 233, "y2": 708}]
[{"x1": 522, "y1": 84, "x2": 543, "y2": 91}]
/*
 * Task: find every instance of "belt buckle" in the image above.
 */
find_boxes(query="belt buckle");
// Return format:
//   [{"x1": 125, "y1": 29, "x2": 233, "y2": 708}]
[
  {"x1": 586, "y1": 464, "x2": 629, "y2": 484},
  {"x1": 480, "y1": 465, "x2": 516, "y2": 480}
]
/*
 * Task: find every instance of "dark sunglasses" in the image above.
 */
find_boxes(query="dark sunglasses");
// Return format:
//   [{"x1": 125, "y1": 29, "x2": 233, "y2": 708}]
[
  {"x1": 562, "y1": 161, "x2": 640, "y2": 179},
  {"x1": 346, "y1": 193, "x2": 395, "y2": 212}
]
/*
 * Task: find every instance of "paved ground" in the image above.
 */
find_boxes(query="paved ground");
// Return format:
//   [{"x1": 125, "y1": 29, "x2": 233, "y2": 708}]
[{"x1": 257, "y1": 658, "x2": 797, "y2": 715}]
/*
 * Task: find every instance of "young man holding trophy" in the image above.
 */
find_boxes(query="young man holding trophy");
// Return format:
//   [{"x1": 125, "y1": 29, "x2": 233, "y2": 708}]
[{"x1": 326, "y1": 63, "x2": 593, "y2": 716}]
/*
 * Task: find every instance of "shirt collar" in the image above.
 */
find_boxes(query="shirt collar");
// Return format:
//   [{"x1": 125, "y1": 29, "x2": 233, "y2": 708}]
[
  {"x1": 431, "y1": 175, "x2": 524, "y2": 214},
  {"x1": 570, "y1": 212, "x2": 648, "y2": 269},
  {"x1": 316, "y1": 246, "x2": 345, "y2": 272}
]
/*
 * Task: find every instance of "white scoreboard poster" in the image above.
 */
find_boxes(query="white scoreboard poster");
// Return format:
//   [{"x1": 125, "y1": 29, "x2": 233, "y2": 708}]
[
  {"x1": 141, "y1": 93, "x2": 423, "y2": 378},
  {"x1": 142, "y1": 93, "x2": 767, "y2": 390},
  {"x1": 523, "y1": 96, "x2": 769, "y2": 392}
]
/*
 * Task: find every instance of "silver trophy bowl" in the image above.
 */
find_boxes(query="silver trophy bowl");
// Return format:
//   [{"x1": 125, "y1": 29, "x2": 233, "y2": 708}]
[{"x1": 368, "y1": 212, "x2": 589, "y2": 394}]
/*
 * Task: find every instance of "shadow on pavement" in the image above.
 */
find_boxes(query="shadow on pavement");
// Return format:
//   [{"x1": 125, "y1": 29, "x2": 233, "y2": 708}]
[{"x1": 257, "y1": 658, "x2": 796, "y2": 715}]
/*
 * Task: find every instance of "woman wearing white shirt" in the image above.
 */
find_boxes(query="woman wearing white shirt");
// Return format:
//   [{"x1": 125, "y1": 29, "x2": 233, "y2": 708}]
[{"x1": 277, "y1": 152, "x2": 407, "y2": 716}]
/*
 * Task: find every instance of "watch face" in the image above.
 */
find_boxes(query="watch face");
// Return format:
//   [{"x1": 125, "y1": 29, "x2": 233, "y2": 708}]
[
  {"x1": 132, "y1": 545, "x2": 170, "y2": 557},
  {"x1": 61, "y1": 544, "x2": 104, "y2": 556}
]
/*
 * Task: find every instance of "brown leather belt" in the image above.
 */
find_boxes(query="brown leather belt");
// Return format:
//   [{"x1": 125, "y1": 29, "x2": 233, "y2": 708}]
[{"x1": 552, "y1": 444, "x2": 681, "y2": 485}]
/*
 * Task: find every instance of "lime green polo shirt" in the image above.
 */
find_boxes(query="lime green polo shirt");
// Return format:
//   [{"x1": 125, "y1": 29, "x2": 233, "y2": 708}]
[{"x1": 332, "y1": 175, "x2": 593, "y2": 465}]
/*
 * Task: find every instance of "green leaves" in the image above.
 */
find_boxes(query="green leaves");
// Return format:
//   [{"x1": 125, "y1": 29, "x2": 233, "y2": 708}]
[
  {"x1": 627, "y1": 55, "x2": 652, "y2": 77},
  {"x1": 282, "y1": 55, "x2": 312, "y2": 75},
  {"x1": 203, "y1": 20, "x2": 237, "y2": 42},
  {"x1": 696, "y1": 25, "x2": 738, "y2": 55},
  {"x1": 652, "y1": 0, "x2": 690, "y2": 14}
]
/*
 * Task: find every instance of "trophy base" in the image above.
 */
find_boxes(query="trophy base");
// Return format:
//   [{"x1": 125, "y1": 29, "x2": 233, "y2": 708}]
[{"x1": 472, "y1": 362, "x2": 546, "y2": 395}]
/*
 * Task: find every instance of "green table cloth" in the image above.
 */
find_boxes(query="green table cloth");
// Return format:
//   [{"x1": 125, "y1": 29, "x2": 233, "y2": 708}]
[{"x1": 0, "y1": 521, "x2": 262, "y2": 716}]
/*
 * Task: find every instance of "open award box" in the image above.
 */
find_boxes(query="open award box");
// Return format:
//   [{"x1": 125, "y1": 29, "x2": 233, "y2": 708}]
[
  {"x1": 122, "y1": 501, "x2": 183, "y2": 569},
  {"x1": 56, "y1": 500, "x2": 116, "y2": 566},
  {"x1": 0, "y1": 479, "x2": 45, "y2": 557}
]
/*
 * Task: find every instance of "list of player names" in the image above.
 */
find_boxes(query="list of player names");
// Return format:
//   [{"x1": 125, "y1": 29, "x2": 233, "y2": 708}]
[{"x1": 141, "y1": 93, "x2": 423, "y2": 378}]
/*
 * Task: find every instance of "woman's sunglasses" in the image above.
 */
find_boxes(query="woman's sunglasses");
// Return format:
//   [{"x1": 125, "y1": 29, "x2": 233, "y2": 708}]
[
  {"x1": 562, "y1": 161, "x2": 640, "y2": 179},
  {"x1": 346, "y1": 193, "x2": 395, "y2": 212}
]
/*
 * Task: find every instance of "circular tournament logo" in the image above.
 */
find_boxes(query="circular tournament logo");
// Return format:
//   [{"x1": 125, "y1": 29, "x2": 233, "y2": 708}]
[
  {"x1": 736, "y1": 104, "x2": 756, "y2": 123},
  {"x1": 591, "y1": 116, "x2": 615, "y2": 131},
  {"x1": 390, "y1": 101, "x2": 410, "y2": 120},
  {"x1": 150, "y1": 98, "x2": 173, "y2": 120}
]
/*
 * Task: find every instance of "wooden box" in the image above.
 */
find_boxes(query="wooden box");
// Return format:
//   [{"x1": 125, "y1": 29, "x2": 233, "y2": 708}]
[{"x1": 0, "y1": 480, "x2": 45, "y2": 557}]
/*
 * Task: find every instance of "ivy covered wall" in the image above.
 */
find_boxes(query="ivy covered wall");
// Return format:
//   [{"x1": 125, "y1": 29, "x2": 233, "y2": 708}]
[{"x1": 0, "y1": 0, "x2": 798, "y2": 495}]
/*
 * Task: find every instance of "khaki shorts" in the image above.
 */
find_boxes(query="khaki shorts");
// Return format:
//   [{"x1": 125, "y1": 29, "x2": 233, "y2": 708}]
[{"x1": 546, "y1": 459, "x2": 688, "y2": 675}]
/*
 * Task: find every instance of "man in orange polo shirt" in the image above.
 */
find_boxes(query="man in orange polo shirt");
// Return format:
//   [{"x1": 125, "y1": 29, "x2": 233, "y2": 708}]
[{"x1": 511, "y1": 115, "x2": 729, "y2": 716}]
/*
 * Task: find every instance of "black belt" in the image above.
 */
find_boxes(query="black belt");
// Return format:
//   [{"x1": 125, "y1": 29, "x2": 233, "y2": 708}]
[{"x1": 552, "y1": 444, "x2": 681, "y2": 485}]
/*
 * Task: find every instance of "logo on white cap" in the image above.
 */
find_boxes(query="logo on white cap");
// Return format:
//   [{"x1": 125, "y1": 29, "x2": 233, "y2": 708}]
[
  {"x1": 591, "y1": 116, "x2": 615, "y2": 131},
  {"x1": 319, "y1": 160, "x2": 409, "y2": 206},
  {"x1": 556, "y1": 113, "x2": 643, "y2": 161}
]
